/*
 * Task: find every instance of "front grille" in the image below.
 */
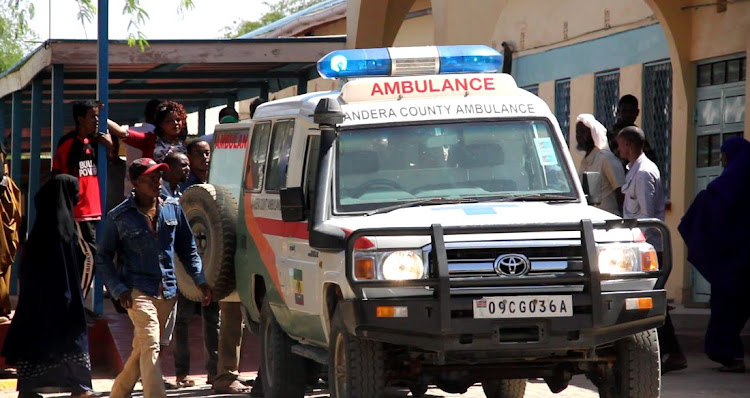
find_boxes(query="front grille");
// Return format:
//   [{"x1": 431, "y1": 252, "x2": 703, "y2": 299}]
[{"x1": 428, "y1": 241, "x2": 584, "y2": 281}]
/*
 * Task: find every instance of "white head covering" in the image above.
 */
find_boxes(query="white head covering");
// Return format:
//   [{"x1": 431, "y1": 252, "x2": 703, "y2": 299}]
[{"x1": 575, "y1": 114, "x2": 609, "y2": 151}]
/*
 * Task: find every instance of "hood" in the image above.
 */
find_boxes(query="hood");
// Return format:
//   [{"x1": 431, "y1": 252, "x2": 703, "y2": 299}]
[{"x1": 328, "y1": 202, "x2": 619, "y2": 232}]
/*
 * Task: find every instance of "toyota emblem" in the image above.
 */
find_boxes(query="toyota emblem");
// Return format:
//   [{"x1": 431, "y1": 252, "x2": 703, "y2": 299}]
[{"x1": 494, "y1": 254, "x2": 531, "y2": 276}]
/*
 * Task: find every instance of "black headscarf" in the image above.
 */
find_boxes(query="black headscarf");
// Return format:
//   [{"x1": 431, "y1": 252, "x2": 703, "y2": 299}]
[
  {"x1": 29, "y1": 174, "x2": 79, "y2": 244},
  {"x1": 1, "y1": 174, "x2": 89, "y2": 366}
]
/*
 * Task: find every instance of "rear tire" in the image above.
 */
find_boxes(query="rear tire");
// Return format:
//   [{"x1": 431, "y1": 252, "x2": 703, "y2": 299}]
[
  {"x1": 597, "y1": 329, "x2": 661, "y2": 398},
  {"x1": 482, "y1": 379, "x2": 527, "y2": 398},
  {"x1": 328, "y1": 309, "x2": 385, "y2": 398},
  {"x1": 259, "y1": 301, "x2": 306, "y2": 398},
  {"x1": 177, "y1": 184, "x2": 237, "y2": 301}
]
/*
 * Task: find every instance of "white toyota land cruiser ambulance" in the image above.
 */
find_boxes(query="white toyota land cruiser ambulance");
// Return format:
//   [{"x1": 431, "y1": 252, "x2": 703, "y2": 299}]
[{"x1": 185, "y1": 45, "x2": 671, "y2": 398}]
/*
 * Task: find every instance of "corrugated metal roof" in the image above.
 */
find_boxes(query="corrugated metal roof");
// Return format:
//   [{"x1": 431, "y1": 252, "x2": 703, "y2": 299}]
[{"x1": 239, "y1": 0, "x2": 346, "y2": 38}]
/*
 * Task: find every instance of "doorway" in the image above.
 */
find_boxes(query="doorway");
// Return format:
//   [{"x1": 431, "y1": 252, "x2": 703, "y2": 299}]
[{"x1": 692, "y1": 55, "x2": 746, "y2": 303}]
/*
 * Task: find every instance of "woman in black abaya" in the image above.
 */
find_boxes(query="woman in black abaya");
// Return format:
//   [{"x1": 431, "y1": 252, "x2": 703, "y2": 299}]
[{"x1": 1, "y1": 174, "x2": 95, "y2": 397}]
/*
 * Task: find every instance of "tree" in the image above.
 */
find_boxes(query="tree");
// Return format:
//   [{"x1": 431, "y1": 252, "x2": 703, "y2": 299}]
[
  {"x1": 223, "y1": 0, "x2": 325, "y2": 38},
  {"x1": 0, "y1": 0, "x2": 194, "y2": 72},
  {"x1": 0, "y1": 0, "x2": 37, "y2": 72}
]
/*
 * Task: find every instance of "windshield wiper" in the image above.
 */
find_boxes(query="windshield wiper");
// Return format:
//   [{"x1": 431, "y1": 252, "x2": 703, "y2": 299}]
[
  {"x1": 366, "y1": 197, "x2": 478, "y2": 216},
  {"x1": 496, "y1": 193, "x2": 578, "y2": 202}
]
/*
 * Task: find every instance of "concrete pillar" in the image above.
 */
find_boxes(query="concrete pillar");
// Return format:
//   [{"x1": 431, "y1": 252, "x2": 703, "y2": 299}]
[
  {"x1": 646, "y1": 0, "x2": 696, "y2": 304},
  {"x1": 569, "y1": 73, "x2": 595, "y2": 171},
  {"x1": 0, "y1": 99, "x2": 5, "y2": 148},
  {"x1": 538, "y1": 80, "x2": 555, "y2": 111},
  {"x1": 198, "y1": 105, "x2": 207, "y2": 136},
  {"x1": 619, "y1": 63, "x2": 644, "y2": 127},
  {"x1": 260, "y1": 82, "x2": 270, "y2": 101},
  {"x1": 51, "y1": 64, "x2": 65, "y2": 164},
  {"x1": 431, "y1": 0, "x2": 508, "y2": 45},
  {"x1": 346, "y1": 0, "x2": 415, "y2": 48},
  {"x1": 10, "y1": 92, "x2": 22, "y2": 184},
  {"x1": 27, "y1": 77, "x2": 43, "y2": 232}
]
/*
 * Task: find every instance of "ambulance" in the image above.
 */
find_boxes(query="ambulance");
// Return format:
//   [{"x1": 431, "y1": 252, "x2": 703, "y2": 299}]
[{"x1": 186, "y1": 45, "x2": 671, "y2": 398}]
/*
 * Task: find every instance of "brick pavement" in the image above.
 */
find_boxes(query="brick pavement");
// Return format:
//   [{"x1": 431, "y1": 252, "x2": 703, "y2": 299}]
[{"x1": 2, "y1": 349, "x2": 749, "y2": 397}]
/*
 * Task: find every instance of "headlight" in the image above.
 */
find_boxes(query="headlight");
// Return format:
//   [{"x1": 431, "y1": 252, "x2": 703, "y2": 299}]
[
  {"x1": 597, "y1": 243, "x2": 658, "y2": 274},
  {"x1": 382, "y1": 251, "x2": 425, "y2": 280}
]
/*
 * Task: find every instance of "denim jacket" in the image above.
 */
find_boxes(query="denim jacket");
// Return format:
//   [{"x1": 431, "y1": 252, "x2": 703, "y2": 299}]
[{"x1": 96, "y1": 194, "x2": 206, "y2": 299}]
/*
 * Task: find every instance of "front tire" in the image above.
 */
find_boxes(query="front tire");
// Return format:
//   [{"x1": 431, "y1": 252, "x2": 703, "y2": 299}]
[
  {"x1": 328, "y1": 309, "x2": 385, "y2": 398},
  {"x1": 482, "y1": 379, "x2": 527, "y2": 398},
  {"x1": 259, "y1": 301, "x2": 306, "y2": 398},
  {"x1": 598, "y1": 329, "x2": 661, "y2": 398}
]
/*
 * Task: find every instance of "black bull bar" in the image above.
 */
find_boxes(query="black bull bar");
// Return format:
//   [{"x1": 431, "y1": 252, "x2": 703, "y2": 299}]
[{"x1": 344, "y1": 219, "x2": 672, "y2": 332}]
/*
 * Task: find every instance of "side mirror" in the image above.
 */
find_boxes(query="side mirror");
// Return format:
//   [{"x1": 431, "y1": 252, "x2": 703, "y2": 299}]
[
  {"x1": 280, "y1": 187, "x2": 305, "y2": 222},
  {"x1": 582, "y1": 172, "x2": 602, "y2": 206}
]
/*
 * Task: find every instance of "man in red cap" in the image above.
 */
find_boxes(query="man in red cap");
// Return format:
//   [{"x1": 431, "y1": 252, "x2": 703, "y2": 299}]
[{"x1": 96, "y1": 158, "x2": 212, "y2": 398}]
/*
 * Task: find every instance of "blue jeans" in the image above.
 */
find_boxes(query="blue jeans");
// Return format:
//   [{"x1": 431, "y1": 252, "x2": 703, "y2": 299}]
[{"x1": 173, "y1": 292, "x2": 220, "y2": 379}]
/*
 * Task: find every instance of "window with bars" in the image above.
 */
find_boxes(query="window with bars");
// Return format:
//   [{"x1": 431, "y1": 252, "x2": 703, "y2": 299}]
[
  {"x1": 698, "y1": 57, "x2": 746, "y2": 87},
  {"x1": 523, "y1": 84, "x2": 539, "y2": 96},
  {"x1": 555, "y1": 79, "x2": 571, "y2": 143},
  {"x1": 643, "y1": 61, "x2": 673, "y2": 196},
  {"x1": 594, "y1": 70, "x2": 620, "y2": 130}
]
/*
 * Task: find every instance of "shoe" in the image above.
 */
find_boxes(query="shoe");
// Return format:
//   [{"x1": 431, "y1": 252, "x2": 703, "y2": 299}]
[
  {"x1": 214, "y1": 380, "x2": 250, "y2": 394},
  {"x1": 237, "y1": 376, "x2": 254, "y2": 387},
  {"x1": 719, "y1": 359, "x2": 745, "y2": 373},
  {"x1": 661, "y1": 353, "x2": 687, "y2": 374},
  {"x1": 176, "y1": 375, "x2": 196, "y2": 388},
  {"x1": 163, "y1": 378, "x2": 179, "y2": 390}
]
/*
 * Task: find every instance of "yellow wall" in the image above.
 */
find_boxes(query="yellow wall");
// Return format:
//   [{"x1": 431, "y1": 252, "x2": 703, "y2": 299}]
[
  {"x1": 491, "y1": 0, "x2": 655, "y2": 54},
  {"x1": 619, "y1": 64, "x2": 643, "y2": 126},
  {"x1": 393, "y1": 13, "x2": 434, "y2": 46},
  {"x1": 688, "y1": 2, "x2": 750, "y2": 61},
  {"x1": 568, "y1": 74, "x2": 595, "y2": 165}
]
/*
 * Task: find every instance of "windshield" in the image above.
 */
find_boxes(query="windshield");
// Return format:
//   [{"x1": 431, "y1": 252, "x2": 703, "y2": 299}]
[{"x1": 335, "y1": 120, "x2": 576, "y2": 213}]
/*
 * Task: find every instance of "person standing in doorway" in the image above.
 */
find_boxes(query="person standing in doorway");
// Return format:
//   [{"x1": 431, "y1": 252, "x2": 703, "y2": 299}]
[
  {"x1": 53, "y1": 100, "x2": 112, "y2": 301},
  {"x1": 0, "y1": 141, "x2": 22, "y2": 323},
  {"x1": 97, "y1": 158, "x2": 211, "y2": 398},
  {"x1": 617, "y1": 126, "x2": 687, "y2": 374},
  {"x1": 679, "y1": 136, "x2": 750, "y2": 373},
  {"x1": 575, "y1": 114, "x2": 625, "y2": 216}
]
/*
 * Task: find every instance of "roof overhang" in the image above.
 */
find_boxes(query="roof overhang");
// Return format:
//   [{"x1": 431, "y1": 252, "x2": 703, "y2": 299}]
[{"x1": 0, "y1": 36, "x2": 345, "y2": 124}]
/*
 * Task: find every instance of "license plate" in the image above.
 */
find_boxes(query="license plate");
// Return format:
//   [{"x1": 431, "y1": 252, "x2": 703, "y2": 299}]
[{"x1": 473, "y1": 295, "x2": 573, "y2": 319}]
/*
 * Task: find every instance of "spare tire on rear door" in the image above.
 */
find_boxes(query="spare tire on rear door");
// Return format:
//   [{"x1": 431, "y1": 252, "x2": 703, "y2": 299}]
[{"x1": 175, "y1": 184, "x2": 238, "y2": 301}]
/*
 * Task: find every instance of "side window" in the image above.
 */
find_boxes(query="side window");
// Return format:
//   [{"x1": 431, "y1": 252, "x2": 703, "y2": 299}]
[
  {"x1": 303, "y1": 136, "x2": 321, "y2": 213},
  {"x1": 244, "y1": 122, "x2": 271, "y2": 192},
  {"x1": 264, "y1": 120, "x2": 295, "y2": 192}
]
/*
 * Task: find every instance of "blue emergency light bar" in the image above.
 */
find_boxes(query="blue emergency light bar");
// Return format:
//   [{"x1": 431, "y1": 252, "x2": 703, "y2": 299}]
[{"x1": 317, "y1": 45, "x2": 503, "y2": 79}]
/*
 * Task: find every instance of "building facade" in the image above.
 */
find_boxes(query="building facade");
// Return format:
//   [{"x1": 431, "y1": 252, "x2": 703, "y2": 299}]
[{"x1": 249, "y1": 0, "x2": 750, "y2": 306}]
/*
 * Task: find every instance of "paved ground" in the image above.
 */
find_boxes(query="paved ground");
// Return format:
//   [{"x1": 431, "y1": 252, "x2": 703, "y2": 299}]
[
  {"x1": 1, "y1": 300, "x2": 748, "y2": 397},
  {"x1": 3, "y1": 350, "x2": 749, "y2": 397}
]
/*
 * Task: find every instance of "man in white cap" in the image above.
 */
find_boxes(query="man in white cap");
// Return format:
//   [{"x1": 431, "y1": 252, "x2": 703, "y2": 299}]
[{"x1": 575, "y1": 114, "x2": 625, "y2": 216}]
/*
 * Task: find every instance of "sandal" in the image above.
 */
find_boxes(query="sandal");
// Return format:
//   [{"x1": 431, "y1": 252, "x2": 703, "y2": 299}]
[
  {"x1": 176, "y1": 375, "x2": 196, "y2": 388},
  {"x1": 213, "y1": 380, "x2": 250, "y2": 394}
]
